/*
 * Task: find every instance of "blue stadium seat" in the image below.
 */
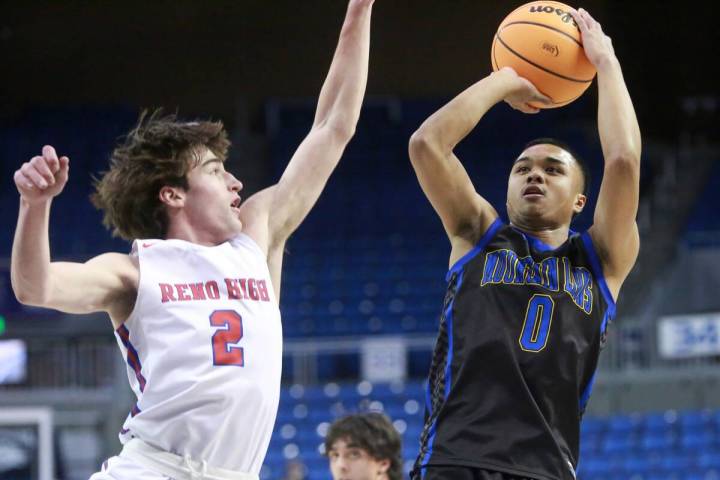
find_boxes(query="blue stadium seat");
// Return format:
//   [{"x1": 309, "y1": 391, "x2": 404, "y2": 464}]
[
  {"x1": 268, "y1": 380, "x2": 720, "y2": 479},
  {"x1": 640, "y1": 431, "x2": 677, "y2": 452},
  {"x1": 644, "y1": 411, "x2": 678, "y2": 433}
]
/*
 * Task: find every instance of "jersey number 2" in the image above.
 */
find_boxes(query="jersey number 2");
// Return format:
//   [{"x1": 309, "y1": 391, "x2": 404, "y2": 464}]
[
  {"x1": 210, "y1": 310, "x2": 245, "y2": 366},
  {"x1": 519, "y1": 294, "x2": 555, "y2": 352}
]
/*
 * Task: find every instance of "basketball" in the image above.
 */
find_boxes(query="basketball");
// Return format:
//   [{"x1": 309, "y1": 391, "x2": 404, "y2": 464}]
[{"x1": 491, "y1": 1, "x2": 596, "y2": 108}]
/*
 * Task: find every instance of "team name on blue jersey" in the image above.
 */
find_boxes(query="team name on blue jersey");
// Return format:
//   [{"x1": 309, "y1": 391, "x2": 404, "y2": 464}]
[{"x1": 481, "y1": 249, "x2": 593, "y2": 314}]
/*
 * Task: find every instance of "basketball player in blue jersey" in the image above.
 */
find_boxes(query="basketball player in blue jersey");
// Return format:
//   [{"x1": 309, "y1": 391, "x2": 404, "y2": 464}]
[
  {"x1": 10, "y1": 1, "x2": 376, "y2": 479},
  {"x1": 409, "y1": 8, "x2": 640, "y2": 480}
]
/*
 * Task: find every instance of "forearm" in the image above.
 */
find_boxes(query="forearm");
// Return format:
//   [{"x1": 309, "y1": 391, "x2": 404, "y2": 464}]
[
  {"x1": 412, "y1": 70, "x2": 515, "y2": 154},
  {"x1": 11, "y1": 199, "x2": 53, "y2": 304},
  {"x1": 596, "y1": 56, "x2": 641, "y2": 164},
  {"x1": 313, "y1": 0, "x2": 373, "y2": 137}
]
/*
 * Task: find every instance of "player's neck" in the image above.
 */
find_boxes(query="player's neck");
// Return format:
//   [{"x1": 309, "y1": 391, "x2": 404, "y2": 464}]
[
  {"x1": 509, "y1": 220, "x2": 570, "y2": 249},
  {"x1": 165, "y1": 221, "x2": 228, "y2": 247}
]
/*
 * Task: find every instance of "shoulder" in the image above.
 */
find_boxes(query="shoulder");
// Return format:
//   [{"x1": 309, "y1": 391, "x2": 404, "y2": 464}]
[
  {"x1": 585, "y1": 224, "x2": 639, "y2": 276},
  {"x1": 237, "y1": 187, "x2": 276, "y2": 257},
  {"x1": 87, "y1": 252, "x2": 137, "y2": 272},
  {"x1": 581, "y1": 226, "x2": 639, "y2": 302},
  {"x1": 87, "y1": 252, "x2": 139, "y2": 288},
  {"x1": 91, "y1": 253, "x2": 138, "y2": 327},
  {"x1": 448, "y1": 218, "x2": 506, "y2": 272},
  {"x1": 239, "y1": 187, "x2": 275, "y2": 219}
]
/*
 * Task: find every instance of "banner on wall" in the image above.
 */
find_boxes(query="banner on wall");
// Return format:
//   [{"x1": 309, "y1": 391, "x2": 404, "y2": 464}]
[
  {"x1": 361, "y1": 336, "x2": 407, "y2": 383},
  {"x1": 658, "y1": 312, "x2": 720, "y2": 359}
]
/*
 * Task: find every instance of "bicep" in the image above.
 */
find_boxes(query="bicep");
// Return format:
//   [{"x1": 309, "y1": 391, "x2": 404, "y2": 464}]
[
  {"x1": 44, "y1": 253, "x2": 135, "y2": 314},
  {"x1": 409, "y1": 136, "x2": 497, "y2": 241}
]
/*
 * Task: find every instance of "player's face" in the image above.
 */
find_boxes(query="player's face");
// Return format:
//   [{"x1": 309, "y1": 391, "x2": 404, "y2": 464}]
[
  {"x1": 328, "y1": 439, "x2": 390, "y2": 480},
  {"x1": 181, "y1": 148, "x2": 244, "y2": 241},
  {"x1": 506, "y1": 144, "x2": 586, "y2": 227}
]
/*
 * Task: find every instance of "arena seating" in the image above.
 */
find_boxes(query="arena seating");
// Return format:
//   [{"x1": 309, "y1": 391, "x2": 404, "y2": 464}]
[
  {"x1": 263, "y1": 380, "x2": 720, "y2": 480},
  {"x1": 1, "y1": 102, "x2": 604, "y2": 339},
  {"x1": 684, "y1": 161, "x2": 720, "y2": 247},
  {"x1": 2, "y1": 101, "x2": 715, "y2": 337}
]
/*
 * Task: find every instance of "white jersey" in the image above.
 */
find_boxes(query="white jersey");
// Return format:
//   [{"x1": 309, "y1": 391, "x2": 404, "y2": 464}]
[{"x1": 114, "y1": 233, "x2": 282, "y2": 474}]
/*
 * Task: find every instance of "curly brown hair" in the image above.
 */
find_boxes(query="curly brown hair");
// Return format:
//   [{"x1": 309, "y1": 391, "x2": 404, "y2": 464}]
[{"x1": 91, "y1": 110, "x2": 230, "y2": 241}]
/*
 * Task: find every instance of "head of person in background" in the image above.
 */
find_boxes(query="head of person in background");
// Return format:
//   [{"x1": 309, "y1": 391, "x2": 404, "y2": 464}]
[
  {"x1": 325, "y1": 412, "x2": 403, "y2": 480},
  {"x1": 282, "y1": 459, "x2": 307, "y2": 480}
]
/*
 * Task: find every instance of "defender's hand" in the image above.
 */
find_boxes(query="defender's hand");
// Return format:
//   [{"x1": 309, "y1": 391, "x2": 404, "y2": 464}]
[
  {"x1": 14, "y1": 145, "x2": 70, "y2": 204},
  {"x1": 570, "y1": 8, "x2": 617, "y2": 69},
  {"x1": 497, "y1": 67, "x2": 551, "y2": 114}
]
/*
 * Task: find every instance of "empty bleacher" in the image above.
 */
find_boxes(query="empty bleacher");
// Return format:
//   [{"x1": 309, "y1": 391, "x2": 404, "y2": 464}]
[{"x1": 264, "y1": 380, "x2": 720, "y2": 480}]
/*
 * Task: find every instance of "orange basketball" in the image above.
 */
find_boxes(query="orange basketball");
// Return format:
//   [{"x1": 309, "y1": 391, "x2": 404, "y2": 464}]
[{"x1": 491, "y1": 1, "x2": 596, "y2": 108}]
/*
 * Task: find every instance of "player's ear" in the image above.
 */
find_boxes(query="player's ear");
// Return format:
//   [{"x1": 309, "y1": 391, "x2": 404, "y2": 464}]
[
  {"x1": 377, "y1": 458, "x2": 390, "y2": 474},
  {"x1": 573, "y1": 193, "x2": 587, "y2": 215},
  {"x1": 159, "y1": 185, "x2": 186, "y2": 208}
]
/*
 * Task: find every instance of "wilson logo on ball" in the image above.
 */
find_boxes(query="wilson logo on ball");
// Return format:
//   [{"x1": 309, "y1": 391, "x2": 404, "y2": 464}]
[
  {"x1": 542, "y1": 42, "x2": 560, "y2": 57},
  {"x1": 529, "y1": 5, "x2": 577, "y2": 27}
]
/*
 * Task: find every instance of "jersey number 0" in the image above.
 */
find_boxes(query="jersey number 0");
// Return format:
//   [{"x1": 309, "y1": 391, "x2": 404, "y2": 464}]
[
  {"x1": 519, "y1": 294, "x2": 555, "y2": 352},
  {"x1": 210, "y1": 310, "x2": 245, "y2": 366}
]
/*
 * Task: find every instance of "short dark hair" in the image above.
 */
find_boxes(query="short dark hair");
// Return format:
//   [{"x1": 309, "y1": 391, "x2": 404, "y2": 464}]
[
  {"x1": 325, "y1": 413, "x2": 403, "y2": 480},
  {"x1": 522, "y1": 137, "x2": 591, "y2": 197}
]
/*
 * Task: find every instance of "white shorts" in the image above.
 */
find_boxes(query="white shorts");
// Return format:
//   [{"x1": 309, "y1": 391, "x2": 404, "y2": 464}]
[
  {"x1": 89, "y1": 454, "x2": 170, "y2": 480},
  {"x1": 89, "y1": 439, "x2": 259, "y2": 480}
]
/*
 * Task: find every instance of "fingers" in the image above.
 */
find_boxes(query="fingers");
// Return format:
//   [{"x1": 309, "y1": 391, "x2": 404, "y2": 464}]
[
  {"x1": 569, "y1": 8, "x2": 587, "y2": 32},
  {"x1": 527, "y1": 85, "x2": 552, "y2": 106},
  {"x1": 505, "y1": 100, "x2": 540, "y2": 114},
  {"x1": 535, "y1": 93, "x2": 552, "y2": 105},
  {"x1": 20, "y1": 160, "x2": 51, "y2": 189},
  {"x1": 14, "y1": 147, "x2": 70, "y2": 196},
  {"x1": 56, "y1": 156, "x2": 70, "y2": 183},
  {"x1": 31, "y1": 156, "x2": 57, "y2": 186},
  {"x1": 573, "y1": 8, "x2": 602, "y2": 32},
  {"x1": 524, "y1": 81, "x2": 552, "y2": 106},
  {"x1": 14, "y1": 169, "x2": 35, "y2": 191},
  {"x1": 499, "y1": 66, "x2": 519, "y2": 77},
  {"x1": 42, "y1": 145, "x2": 60, "y2": 173},
  {"x1": 578, "y1": 8, "x2": 599, "y2": 27}
]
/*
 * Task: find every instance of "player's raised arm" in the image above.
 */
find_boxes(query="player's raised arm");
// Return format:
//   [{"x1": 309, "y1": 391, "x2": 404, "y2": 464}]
[
  {"x1": 408, "y1": 67, "x2": 550, "y2": 246},
  {"x1": 258, "y1": 0, "x2": 375, "y2": 246},
  {"x1": 11, "y1": 146, "x2": 136, "y2": 320},
  {"x1": 573, "y1": 8, "x2": 642, "y2": 296}
]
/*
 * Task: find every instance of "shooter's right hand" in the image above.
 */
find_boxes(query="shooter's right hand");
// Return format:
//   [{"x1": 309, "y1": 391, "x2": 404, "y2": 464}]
[{"x1": 496, "y1": 67, "x2": 551, "y2": 114}]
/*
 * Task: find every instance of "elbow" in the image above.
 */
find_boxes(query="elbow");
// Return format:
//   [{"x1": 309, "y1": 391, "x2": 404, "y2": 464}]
[
  {"x1": 604, "y1": 154, "x2": 641, "y2": 184},
  {"x1": 334, "y1": 123, "x2": 357, "y2": 143},
  {"x1": 11, "y1": 276, "x2": 47, "y2": 307},
  {"x1": 605, "y1": 140, "x2": 641, "y2": 168},
  {"x1": 13, "y1": 287, "x2": 42, "y2": 307},
  {"x1": 408, "y1": 130, "x2": 441, "y2": 163},
  {"x1": 605, "y1": 152, "x2": 641, "y2": 172},
  {"x1": 316, "y1": 120, "x2": 356, "y2": 146}
]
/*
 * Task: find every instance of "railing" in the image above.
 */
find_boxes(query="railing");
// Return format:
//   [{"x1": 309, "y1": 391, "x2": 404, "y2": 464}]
[
  {"x1": 2, "y1": 319, "x2": 720, "y2": 392},
  {"x1": 0, "y1": 337, "x2": 117, "y2": 390}
]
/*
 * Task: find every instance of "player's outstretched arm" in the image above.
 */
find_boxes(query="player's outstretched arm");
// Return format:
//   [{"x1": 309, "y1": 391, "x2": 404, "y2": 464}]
[
  {"x1": 572, "y1": 8, "x2": 641, "y2": 297},
  {"x1": 246, "y1": 0, "x2": 374, "y2": 249},
  {"x1": 11, "y1": 146, "x2": 136, "y2": 319},
  {"x1": 408, "y1": 67, "x2": 550, "y2": 246}
]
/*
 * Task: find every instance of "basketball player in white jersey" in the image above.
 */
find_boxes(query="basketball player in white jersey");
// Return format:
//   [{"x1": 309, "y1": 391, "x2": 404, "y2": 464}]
[{"x1": 10, "y1": 1, "x2": 376, "y2": 479}]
